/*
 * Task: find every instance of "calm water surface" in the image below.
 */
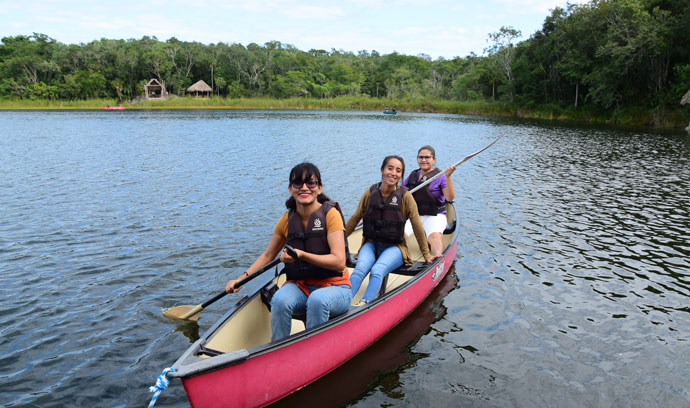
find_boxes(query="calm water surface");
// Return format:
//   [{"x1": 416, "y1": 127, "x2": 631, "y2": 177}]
[{"x1": 1, "y1": 110, "x2": 688, "y2": 407}]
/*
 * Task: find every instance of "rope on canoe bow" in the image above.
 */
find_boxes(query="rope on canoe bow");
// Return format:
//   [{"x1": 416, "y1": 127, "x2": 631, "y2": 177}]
[{"x1": 148, "y1": 367, "x2": 175, "y2": 408}]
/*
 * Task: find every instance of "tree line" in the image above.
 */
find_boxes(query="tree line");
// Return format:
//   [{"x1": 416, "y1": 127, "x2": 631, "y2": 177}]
[{"x1": 1, "y1": 0, "x2": 688, "y2": 121}]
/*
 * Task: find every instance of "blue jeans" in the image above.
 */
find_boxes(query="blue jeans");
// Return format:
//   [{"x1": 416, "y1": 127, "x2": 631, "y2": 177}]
[
  {"x1": 350, "y1": 241, "x2": 404, "y2": 303},
  {"x1": 270, "y1": 282, "x2": 352, "y2": 341}
]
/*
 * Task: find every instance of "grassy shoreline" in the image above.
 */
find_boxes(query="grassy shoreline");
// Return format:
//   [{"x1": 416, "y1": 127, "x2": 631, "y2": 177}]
[{"x1": 1, "y1": 96, "x2": 686, "y2": 130}]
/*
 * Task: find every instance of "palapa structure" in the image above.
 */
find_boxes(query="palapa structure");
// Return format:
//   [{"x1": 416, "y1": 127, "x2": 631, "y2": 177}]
[
  {"x1": 187, "y1": 80, "x2": 213, "y2": 97},
  {"x1": 682, "y1": 89, "x2": 690, "y2": 133}
]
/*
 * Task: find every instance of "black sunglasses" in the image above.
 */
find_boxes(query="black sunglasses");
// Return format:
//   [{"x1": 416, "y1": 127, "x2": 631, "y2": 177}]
[{"x1": 291, "y1": 179, "x2": 319, "y2": 189}]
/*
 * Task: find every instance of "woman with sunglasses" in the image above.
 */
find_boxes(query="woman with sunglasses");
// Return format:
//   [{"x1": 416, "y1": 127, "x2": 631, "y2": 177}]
[
  {"x1": 226, "y1": 162, "x2": 352, "y2": 341},
  {"x1": 401, "y1": 145, "x2": 456, "y2": 257},
  {"x1": 345, "y1": 155, "x2": 437, "y2": 306}
]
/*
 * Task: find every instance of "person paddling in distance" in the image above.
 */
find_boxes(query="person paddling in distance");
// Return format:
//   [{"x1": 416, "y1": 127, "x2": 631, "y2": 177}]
[
  {"x1": 225, "y1": 162, "x2": 352, "y2": 341},
  {"x1": 401, "y1": 145, "x2": 456, "y2": 257},
  {"x1": 345, "y1": 155, "x2": 439, "y2": 306}
]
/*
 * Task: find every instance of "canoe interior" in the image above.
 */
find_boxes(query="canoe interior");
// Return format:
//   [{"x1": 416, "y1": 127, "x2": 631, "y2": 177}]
[{"x1": 201, "y1": 203, "x2": 457, "y2": 356}]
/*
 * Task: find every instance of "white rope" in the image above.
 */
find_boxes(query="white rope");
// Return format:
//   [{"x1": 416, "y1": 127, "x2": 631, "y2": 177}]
[{"x1": 148, "y1": 367, "x2": 175, "y2": 408}]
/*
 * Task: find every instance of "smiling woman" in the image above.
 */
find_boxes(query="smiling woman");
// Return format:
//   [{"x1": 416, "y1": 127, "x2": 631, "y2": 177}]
[
  {"x1": 402, "y1": 145, "x2": 456, "y2": 256},
  {"x1": 224, "y1": 162, "x2": 352, "y2": 342},
  {"x1": 344, "y1": 154, "x2": 437, "y2": 305}
]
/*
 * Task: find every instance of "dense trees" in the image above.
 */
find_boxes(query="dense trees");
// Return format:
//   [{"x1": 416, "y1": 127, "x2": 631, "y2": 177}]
[
  {"x1": 511, "y1": 0, "x2": 689, "y2": 120},
  {"x1": 1, "y1": 0, "x2": 688, "y2": 122}
]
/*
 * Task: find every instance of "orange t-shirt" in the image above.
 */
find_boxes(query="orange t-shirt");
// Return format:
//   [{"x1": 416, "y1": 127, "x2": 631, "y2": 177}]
[{"x1": 274, "y1": 207, "x2": 351, "y2": 293}]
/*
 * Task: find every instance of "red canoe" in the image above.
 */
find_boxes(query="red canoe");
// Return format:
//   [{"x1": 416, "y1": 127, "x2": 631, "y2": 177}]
[
  {"x1": 166, "y1": 203, "x2": 459, "y2": 407},
  {"x1": 102, "y1": 104, "x2": 125, "y2": 110}
]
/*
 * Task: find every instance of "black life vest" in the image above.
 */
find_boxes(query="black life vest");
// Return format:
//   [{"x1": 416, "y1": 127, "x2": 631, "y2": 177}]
[
  {"x1": 406, "y1": 168, "x2": 442, "y2": 216},
  {"x1": 362, "y1": 184, "x2": 407, "y2": 244},
  {"x1": 284, "y1": 201, "x2": 347, "y2": 281}
]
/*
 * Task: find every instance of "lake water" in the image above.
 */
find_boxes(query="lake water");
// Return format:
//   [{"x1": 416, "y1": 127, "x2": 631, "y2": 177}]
[{"x1": 1, "y1": 110, "x2": 688, "y2": 407}]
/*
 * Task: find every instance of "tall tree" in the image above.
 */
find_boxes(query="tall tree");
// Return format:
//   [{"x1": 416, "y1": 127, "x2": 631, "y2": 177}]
[{"x1": 485, "y1": 26, "x2": 522, "y2": 102}]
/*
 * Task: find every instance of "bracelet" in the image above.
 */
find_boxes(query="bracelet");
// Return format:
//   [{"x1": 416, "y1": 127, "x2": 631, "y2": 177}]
[{"x1": 241, "y1": 272, "x2": 249, "y2": 278}]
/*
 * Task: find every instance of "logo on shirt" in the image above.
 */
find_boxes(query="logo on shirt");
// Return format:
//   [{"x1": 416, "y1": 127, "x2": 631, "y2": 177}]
[
  {"x1": 313, "y1": 218, "x2": 324, "y2": 231},
  {"x1": 390, "y1": 196, "x2": 399, "y2": 206}
]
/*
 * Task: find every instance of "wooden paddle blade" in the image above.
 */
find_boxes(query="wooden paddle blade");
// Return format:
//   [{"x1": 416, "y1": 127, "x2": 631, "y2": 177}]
[{"x1": 163, "y1": 305, "x2": 201, "y2": 322}]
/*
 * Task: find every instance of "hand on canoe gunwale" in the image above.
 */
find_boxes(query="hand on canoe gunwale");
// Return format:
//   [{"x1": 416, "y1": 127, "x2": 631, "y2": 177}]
[{"x1": 426, "y1": 253, "x2": 442, "y2": 263}]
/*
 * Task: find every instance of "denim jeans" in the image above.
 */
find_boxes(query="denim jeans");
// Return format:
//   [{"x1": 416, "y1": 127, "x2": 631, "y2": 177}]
[
  {"x1": 350, "y1": 241, "x2": 404, "y2": 303},
  {"x1": 270, "y1": 282, "x2": 352, "y2": 341}
]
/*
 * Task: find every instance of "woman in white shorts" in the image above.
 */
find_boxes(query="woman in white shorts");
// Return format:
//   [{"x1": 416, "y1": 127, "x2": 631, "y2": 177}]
[{"x1": 401, "y1": 145, "x2": 456, "y2": 256}]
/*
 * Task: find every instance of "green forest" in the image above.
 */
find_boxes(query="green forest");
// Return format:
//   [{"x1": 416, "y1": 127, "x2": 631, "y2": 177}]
[{"x1": 1, "y1": 0, "x2": 689, "y2": 127}]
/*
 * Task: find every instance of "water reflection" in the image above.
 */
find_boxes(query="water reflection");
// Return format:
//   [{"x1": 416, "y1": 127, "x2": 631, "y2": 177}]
[{"x1": 174, "y1": 321, "x2": 200, "y2": 343}]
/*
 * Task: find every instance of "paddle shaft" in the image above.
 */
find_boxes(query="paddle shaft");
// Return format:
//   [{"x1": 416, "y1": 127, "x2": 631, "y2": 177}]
[
  {"x1": 180, "y1": 258, "x2": 281, "y2": 319},
  {"x1": 408, "y1": 134, "x2": 503, "y2": 194}
]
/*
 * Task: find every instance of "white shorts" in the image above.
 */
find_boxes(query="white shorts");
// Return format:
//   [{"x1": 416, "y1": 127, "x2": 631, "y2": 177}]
[{"x1": 404, "y1": 214, "x2": 447, "y2": 237}]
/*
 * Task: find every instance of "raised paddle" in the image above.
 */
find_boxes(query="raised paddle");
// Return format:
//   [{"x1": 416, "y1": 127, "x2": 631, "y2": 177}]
[
  {"x1": 409, "y1": 133, "x2": 503, "y2": 194},
  {"x1": 163, "y1": 258, "x2": 281, "y2": 322}
]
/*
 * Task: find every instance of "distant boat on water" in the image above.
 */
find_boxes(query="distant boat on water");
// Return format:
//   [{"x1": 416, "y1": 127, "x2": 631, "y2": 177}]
[
  {"x1": 102, "y1": 104, "x2": 125, "y2": 110},
  {"x1": 383, "y1": 107, "x2": 397, "y2": 115}
]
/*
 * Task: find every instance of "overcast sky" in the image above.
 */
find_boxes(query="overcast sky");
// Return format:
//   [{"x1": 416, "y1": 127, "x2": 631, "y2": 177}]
[{"x1": 0, "y1": 0, "x2": 586, "y2": 59}]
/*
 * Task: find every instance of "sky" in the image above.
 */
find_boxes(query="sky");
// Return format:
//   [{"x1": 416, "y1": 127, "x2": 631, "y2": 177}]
[{"x1": 0, "y1": 0, "x2": 587, "y2": 59}]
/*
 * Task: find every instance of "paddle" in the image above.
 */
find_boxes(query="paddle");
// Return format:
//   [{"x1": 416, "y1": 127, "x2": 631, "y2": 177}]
[
  {"x1": 163, "y1": 258, "x2": 281, "y2": 322},
  {"x1": 409, "y1": 133, "x2": 503, "y2": 194}
]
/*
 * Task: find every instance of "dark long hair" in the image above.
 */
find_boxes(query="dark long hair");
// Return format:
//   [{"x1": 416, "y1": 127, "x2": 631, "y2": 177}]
[
  {"x1": 417, "y1": 145, "x2": 436, "y2": 158},
  {"x1": 285, "y1": 162, "x2": 330, "y2": 210},
  {"x1": 380, "y1": 155, "x2": 405, "y2": 184}
]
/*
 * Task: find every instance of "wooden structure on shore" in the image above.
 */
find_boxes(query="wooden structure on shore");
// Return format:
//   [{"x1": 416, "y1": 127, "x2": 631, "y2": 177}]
[
  {"x1": 145, "y1": 79, "x2": 167, "y2": 99},
  {"x1": 187, "y1": 80, "x2": 213, "y2": 97}
]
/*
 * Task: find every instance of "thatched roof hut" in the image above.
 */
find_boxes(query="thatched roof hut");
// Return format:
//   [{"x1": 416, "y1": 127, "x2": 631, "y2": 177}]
[
  {"x1": 681, "y1": 89, "x2": 690, "y2": 105},
  {"x1": 187, "y1": 80, "x2": 212, "y2": 97}
]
